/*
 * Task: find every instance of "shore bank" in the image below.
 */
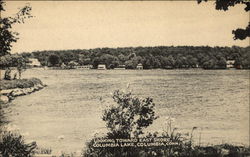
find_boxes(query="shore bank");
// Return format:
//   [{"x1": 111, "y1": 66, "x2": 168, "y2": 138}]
[{"x1": 0, "y1": 78, "x2": 46, "y2": 103}]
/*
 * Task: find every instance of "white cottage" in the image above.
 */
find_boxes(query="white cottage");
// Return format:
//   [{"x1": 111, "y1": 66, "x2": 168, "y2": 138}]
[
  {"x1": 97, "y1": 64, "x2": 106, "y2": 70},
  {"x1": 226, "y1": 60, "x2": 235, "y2": 68},
  {"x1": 27, "y1": 58, "x2": 41, "y2": 67},
  {"x1": 136, "y1": 63, "x2": 143, "y2": 70}
]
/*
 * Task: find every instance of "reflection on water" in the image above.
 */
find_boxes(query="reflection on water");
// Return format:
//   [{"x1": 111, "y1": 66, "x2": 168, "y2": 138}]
[{"x1": 5, "y1": 69, "x2": 249, "y2": 154}]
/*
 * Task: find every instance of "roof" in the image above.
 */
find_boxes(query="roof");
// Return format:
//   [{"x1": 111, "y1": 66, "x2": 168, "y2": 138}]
[
  {"x1": 226, "y1": 60, "x2": 235, "y2": 64},
  {"x1": 28, "y1": 58, "x2": 41, "y2": 66},
  {"x1": 98, "y1": 64, "x2": 106, "y2": 66}
]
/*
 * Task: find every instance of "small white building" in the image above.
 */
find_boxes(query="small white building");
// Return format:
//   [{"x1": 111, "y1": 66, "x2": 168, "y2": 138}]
[
  {"x1": 97, "y1": 64, "x2": 106, "y2": 70},
  {"x1": 61, "y1": 63, "x2": 66, "y2": 69},
  {"x1": 76, "y1": 65, "x2": 93, "y2": 69},
  {"x1": 114, "y1": 65, "x2": 126, "y2": 70},
  {"x1": 136, "y1": 63, "x2": 143, "y2": 70},
  {"x1": 27, "y1": 58, "x2": 41, "y2": 67},
  {"x1": 226, "y1": 60, "x2": 235, "y2": 68}
]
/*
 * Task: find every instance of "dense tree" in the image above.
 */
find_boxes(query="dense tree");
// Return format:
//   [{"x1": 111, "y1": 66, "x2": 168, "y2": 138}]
[
  {"x1": 48, "y1": 54, "x2": 61, "y2": 67},
  {"x1": 217, "y1": 57, "x2": 227, "y2": 69},
  {"x1": 125, "y1": 56, "x2": 143, "y2": 69},
  {"x1": 0, "y1": 54, "x2": 12, "y2": 68},
  {"x1": 21, "y1": 45, "x2": 250, "y2": 69},
  {"x1": 0, "y1": 1, "x2": 32, "y2": 81},
  {"x1": 241, "y1": 51, "x2": 250, "y2": 68},
  {"x1": 60, "y1": 51, "x2": 78, "y2": 65},
  {"x1": 125, "y1": 60, "x2": 136, "y2": 69},
  {"x1": 99, "y1": 54, "x2": 119, "y2": 69},
  {"x1": 187, "y1": 55, "x2": 198, "y2": 68},
  {"x1": 167, "y1": 55, "x2": 176, "y2": 68},
  {"x1": 25, "y1": 46, "x2": 249, "y2": 69},
  {"x1": 0, "y1": 1, "x2": 33, "y2": 56},
  {"x1": 203, "y1": 59, "x2": 217, "y2": 69},
  {"x1": 118, "y1": 54, "x2": 128, "y2": 64},
  {"x1": 198, "y1": 0, "x2": 250, "y2": 40},
  {"x1": 79, "y1": 55, "x2": 91, "y2": 65},
  {"x1": 0, "y1": 54, "x2": 26, "y2": 77}
]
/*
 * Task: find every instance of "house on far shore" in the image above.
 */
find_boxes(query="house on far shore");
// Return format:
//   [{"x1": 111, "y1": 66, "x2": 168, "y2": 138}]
[
  {"x1": 226, "y1": 60, "x2": 235, "y2": 68},
  {"x1": 97, "y1": 64, "x2": 106, "y2": 70},
  {"x1": 114, "y1": 65, "x2": 126, "y2": 70},
  {"x1": 76, "y1": 64, "x2": 93, "y2": 69},
  {"x1": 136, "y1": 63, "x2": 143, "y2": 70},
  {"x1": 165, "y1": 65, "x2": 173, "y2": 69},
  {"x1": 61, "y1": 63, "x2": 67, "y2": 69},
  {"x1": 68, "y1": 61, "x2": 79, "y2": 69},
  {"x1": 27, "y1": 58, "x2": 41, "y2": 67}
]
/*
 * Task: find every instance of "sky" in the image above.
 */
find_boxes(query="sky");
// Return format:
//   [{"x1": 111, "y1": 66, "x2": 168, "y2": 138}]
[{"x1": 3, "y1": 1, "x2": 250, "y2": 53}]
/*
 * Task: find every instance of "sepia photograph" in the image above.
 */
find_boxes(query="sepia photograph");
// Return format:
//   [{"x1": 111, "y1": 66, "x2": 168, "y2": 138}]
[{"x1": 0, "y1": 0, "x2": 249, "y2": 156}]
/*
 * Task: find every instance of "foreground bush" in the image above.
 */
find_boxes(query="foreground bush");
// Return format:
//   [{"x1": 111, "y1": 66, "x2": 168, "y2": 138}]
[
  {"x1": 0, "y1": 104, "x2": 9, "y2": 128},
  {"x1": 83, "y1": 90, "x2": 158, "y2": 156},
  {"x1": 0, "y1": 131, "x2": 37, "y2": 157},
  {"x1": 0, "y1": 78, "x2": 43, "y2": 90},
  {"x1": 102, "y1": 90, "x2": 158, "y2": 138}
]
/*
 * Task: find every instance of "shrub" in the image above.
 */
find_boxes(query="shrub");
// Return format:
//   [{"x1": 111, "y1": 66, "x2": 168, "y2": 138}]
[
  {"x1": 102, "y1": 90, "x2": 158, "y2": 138},
  {"x1": 0, "y1": 131, "x2": 37, "y2": 157},
  {"x1": 0, "y1": 78, "x2": 43, "y2": 90},
  {"x1": 0, "y1": 104, "x2": 8, "y2": 128},
  {"x1": 83, "y1": 90, "x2": 158, "y2": 157}
]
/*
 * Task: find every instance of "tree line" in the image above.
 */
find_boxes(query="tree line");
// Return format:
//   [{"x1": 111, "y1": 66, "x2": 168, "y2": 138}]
[{"x1": 15, "y1": 46, "x2": 250, "y2": 69}]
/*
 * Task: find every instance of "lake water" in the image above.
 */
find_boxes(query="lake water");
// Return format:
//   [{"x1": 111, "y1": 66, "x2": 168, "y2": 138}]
[{"x1": 4, "y1": 69, "x2": 249, "y2": 154}]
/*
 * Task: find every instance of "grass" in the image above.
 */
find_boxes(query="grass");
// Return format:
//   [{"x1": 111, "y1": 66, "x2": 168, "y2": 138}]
[{"x1": 0, "y1": 78, "x2": 43, "y2": 90}]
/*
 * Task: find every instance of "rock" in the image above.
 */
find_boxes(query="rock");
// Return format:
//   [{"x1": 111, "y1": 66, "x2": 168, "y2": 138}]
[
  {"x1": 27, "y1": 88, "x2": 33, "y2": 94},
  {"x1": 22, "y1": 88, "x2": 28, "y2": 95},
  {"x1": 31, "y1": 87, "x2": 35, "y2": 92},
  {"x1": 37, "y1": 84, "x2": 44, "y2": 89},
  {"x1": 0, "y1": 82, "x2": 45, "y2": 102},
  {"x1": 22, "y1": 88, "x2": 35, "y2": 95},
  {"x1": 12, "y1": 89, "x2": 24, "y2": 97},
  {"x1": 1, "y1": 89, "x2": 13, "y2": 95},
  {"x1": 33, "y1": 86, "x2": 37, "y2": 91},
  {"x1": 31, "y1": 87, "x2": 35, "y2": 93},
  {"x1": 8, "y1": 95, "x2": 15, "y2": 101},
  {"x1": 0, "y1": 95, "x2": 9, "y2": 103}
]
